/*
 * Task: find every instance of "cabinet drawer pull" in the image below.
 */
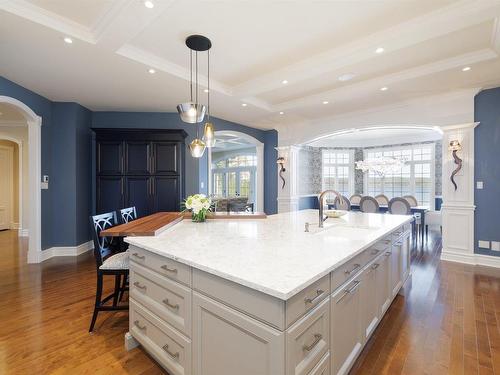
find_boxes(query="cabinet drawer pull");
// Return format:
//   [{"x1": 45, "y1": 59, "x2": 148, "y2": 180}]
[
  {"x1": 134, "y1": 320, "x2": 146, "y2": 330},
  {"x1": 133, "y1": 281, "x2": 147, "y2": 290},
  {"x1": 370, "y1": 249, "x2": 380, "y2": 255},
  {"x1": 162, "y1": 299, "x2": 180, "y2": 311},
  {"x1": 303, "y1": 333, "x2": 322, "y2": 352},
  {"x1": 162, "y1": 344, "x2": 180, "y2": 360},
  {"x1": 383, "y1": 239, "x2": 392, "y2": 244},
  {"x1": 161, "y1": 265, "x2": 178, "y2": 274},
  {"x1": 132, "y1": 252, "x2": 145, "y2": 260},
  {"x1": 394, "y1": 241, "x2": 403, "y2": 246},
  {"x1": 336, "y1": 280, "x2": 361, "y2": 304},
  {"x1": 385, "y1": 251, "x2": 392, "y2": 257},
  {"x1": 304, "y1": 289, "x2": 325, "y2": 305},
  {"x1": 371, "y1": 263, "x2": 380, "y2": 270},
  {"x1": 344, "y1": 263, "x2": 361, "y2": 275}
]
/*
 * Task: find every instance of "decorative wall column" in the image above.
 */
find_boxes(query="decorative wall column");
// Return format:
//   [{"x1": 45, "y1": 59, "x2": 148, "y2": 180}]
[
  {"x1": 440, "y1": 122, "x2": 478, "y2": 264},
  {"x1": 276, "y1": 145, "x2": 300, "y2": 212}
]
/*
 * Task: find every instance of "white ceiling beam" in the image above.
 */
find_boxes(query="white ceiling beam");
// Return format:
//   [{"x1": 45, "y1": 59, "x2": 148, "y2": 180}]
[
  {"x1": 0, "y1": 0, "x2": 96, "y2": 43},
  {"x1": 232, "y1": 0, "x2": 500, "y2": 97},
  {"x1": 276, "y1": 49, "x2": 497, "y2": 111},
  {"x1": 492, "y1": 18, "x2": 500, "y2": 53},
  {"x1": 116, "y1": 44, "x2": 233, "y2": 96}
]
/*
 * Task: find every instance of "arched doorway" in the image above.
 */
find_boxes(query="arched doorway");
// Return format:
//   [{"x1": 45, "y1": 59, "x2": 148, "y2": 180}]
[
  {"x1": 0, "y1": 96, "x2": 42, "y2": 263},
  {"x1": 208, "y1": 131, "x2": 264, "y2": 212}
]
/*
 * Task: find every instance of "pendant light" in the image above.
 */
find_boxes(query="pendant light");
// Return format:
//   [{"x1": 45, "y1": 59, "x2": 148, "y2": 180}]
[
  {"x1": 177, "y1": 36, "x2": 208, "y2": 123},
  {"x1": 203, "y1": 48, "x2": 216, "y2": 148}
]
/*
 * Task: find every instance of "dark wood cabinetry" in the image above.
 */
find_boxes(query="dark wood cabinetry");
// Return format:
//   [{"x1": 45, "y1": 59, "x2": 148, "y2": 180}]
[{"x1": 93, "y1": 129, "x2": 187, "y2": 216}]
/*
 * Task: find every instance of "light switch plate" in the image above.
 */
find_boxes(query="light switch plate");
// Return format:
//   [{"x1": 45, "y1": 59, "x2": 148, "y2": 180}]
[
  {"x1": 478, "y1": 240, "x2": 490, "y2": 249},
  {"x1": 200, "y1": 182, "x2": 204, "y2": 189},
  {"x1": 476, "y1": 181, "x2": 484, "y2": 189},
  {"x1": 41, "y1": 182, "x2": 49, "y2": 190},
  {"x1": 491, "y1": 241, "x2": 500, "y2": 251}
]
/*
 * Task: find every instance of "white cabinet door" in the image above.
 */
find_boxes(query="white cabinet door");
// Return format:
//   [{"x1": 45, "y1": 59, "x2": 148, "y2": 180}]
[
  {"x1": 331, "y1": 278, "x2": 363, "y2": 375},
  {"x1": 399, "y1": 233, "x2": 411, "y2": 283},
  {"x1": 390, "y1": 243, "x2": 402, "y2": 297},
  {"x1": 377, "y1": 251, "x2": 392, "y2": 315},
  {"x1": 192, "y1": 292, "x2": 285, "y2": 375},
  {"x1": 359, "y1": 264, "x2": 379, "y2": 342}
]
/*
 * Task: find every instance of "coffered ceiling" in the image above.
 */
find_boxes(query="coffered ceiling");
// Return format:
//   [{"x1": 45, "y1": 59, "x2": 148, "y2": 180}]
[{"x1": 1, "y1": 0, "x2": 500, "y2": 131}]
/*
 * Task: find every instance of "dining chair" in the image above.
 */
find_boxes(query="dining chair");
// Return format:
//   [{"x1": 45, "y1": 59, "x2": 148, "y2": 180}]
[
  {"x1": 349, "y1": 194, "x2": 362, "y2": 205},
  {"x1": 120, "y1": 206, "x2": 137, "y2": 224},
  {"x1": 403, "y1": 195, "x2": 418, "y2": 207},
  {"x1": 359, "y1": 196, "x2": 379, "y2": 213},
  {"x1": 89, "y1": 212, "x2": 129, "y2": 332},
  {"x1": 375, "y1": 194, "x2": 389, "y2": 206},
  {"x1": 334, "y1": 195, "x2": 351, "y2": 211},
  {"x1": 388, "y1": 197, "x2": 411, "y2": 215}
]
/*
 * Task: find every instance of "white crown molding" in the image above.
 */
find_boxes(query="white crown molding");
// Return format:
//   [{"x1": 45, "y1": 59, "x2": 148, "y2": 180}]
[
  {"x1": 231, "y1": 0, "x2": 500, "y2": 97},
  {"x1": 492, "y1": 17, "x2": 500, "y2": 53},
  {"x1": 276, "y1": 49, "x2": 497, "y2": 111},
  {"x1": 0, "y1": 0, "x2": 97, "y2": 43},
  {"x1": 116, "y1": 44, "x2": 233, "y2": 96}
]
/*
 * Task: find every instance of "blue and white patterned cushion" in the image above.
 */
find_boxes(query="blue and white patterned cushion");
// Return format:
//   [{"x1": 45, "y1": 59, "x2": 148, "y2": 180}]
[{"x1": 99, "y1": 251, "x2": 129, "y2": 270}]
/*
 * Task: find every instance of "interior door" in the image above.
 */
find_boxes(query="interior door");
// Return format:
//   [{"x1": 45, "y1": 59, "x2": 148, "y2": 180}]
[{"x1": 0, "y1": 146, "x2": 13, "y2": 230}]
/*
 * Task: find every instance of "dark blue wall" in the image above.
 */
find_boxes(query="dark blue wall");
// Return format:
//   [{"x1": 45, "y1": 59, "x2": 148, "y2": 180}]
[
  {"x1": 0, "y1": 76, "x2": 53, "y2": 249},
  {"x1": 92, "y1": 112, "x2": 278, "y2": 214},
  {"x1": 474, "y1": 87, "x2": 500, "y2": 256},
  {"x1": 299, "y1": 196, "x2": 319, "y2": 210}
]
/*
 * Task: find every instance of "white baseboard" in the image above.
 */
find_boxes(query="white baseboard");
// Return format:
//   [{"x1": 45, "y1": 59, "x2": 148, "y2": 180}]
[
  {"x1": 18, "y1": 228, "x2": 29, "y2": 237},
  {"x1": 441, "y1": 250, "x2": 500, "y2": 268},
  {"x1": 30, "y1": 240, "x2": 94, "y2": 263}
]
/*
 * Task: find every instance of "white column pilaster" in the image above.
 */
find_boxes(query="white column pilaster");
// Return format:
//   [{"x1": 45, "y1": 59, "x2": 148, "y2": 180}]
[{"x1": 276, "y1": 145, "x2": 300, "y2": 213}]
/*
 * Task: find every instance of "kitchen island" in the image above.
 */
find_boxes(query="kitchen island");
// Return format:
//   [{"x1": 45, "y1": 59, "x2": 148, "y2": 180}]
[{"x1": 125, "y1": 209, "x2": 413, "y2": 375}]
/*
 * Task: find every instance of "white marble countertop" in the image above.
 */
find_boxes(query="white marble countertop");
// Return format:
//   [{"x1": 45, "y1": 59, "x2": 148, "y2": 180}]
[{"x1": 125, "y1": 210, "x2": 412, "y2": 300}]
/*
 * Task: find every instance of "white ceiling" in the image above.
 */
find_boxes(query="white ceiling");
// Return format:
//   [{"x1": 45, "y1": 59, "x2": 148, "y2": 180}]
[
  {"x1": 211, "y1": 133, "x2": 255, "y2": 152},
  {"x1": 1, "y1": 0, "x2": 500, "y2": 131},
  {"x1": 308, "y1": 127, "x2": 443, "y2": 148}
]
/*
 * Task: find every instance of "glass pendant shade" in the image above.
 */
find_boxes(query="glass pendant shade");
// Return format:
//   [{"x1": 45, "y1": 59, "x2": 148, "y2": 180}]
[
  {"x1": 203, "y1": 122, "x2": 216, "y2": 147},
  {"x1": 177, "y1": 102, "x2": 206, "y2": 123},
  {"x1": 189, "y1": 138, "x2": 206, "y2": 158}
]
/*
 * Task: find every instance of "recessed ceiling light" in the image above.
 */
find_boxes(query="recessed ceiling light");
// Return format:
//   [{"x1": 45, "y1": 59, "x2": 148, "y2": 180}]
[
  {"x1": 279, "y1": 111, "x2": 284, "y2": 115},
  {"x1": 380, "y1": 86, "x2": 388, "y2": 91},
  {"x1": 241, "y1": 103, "x2": 248, "y2": 107},
  {"x1": 204, "y1": 89, "x2": 209, "y2": 93},
  {"x1": 322, "y1": 101, "x2": 329, "y2": 105},
  {"x1": 148, "y1": 68, "x2": 156, "y2": 74},
  {"x1": 144, "y1": 0, "x2": 154, "y2": 8},
  {"x1": 462, "y1": 66, "x2": 471, "y2": 72},
  {"x1": 63, "y1": 37, "x2": 73, "y2": 44},
  {"x1": 338, "y1": 73, "x2": 355, "y2": 82},
  {"x1": 282, "y1": 80, "x2": 288, "y2": 84},
  {"x1": 375, "y1": 47, "x2": 384, "y2": 54}
]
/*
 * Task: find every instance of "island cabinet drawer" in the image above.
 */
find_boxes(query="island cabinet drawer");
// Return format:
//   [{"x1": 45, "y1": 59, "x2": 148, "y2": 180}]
[
  {"x1": 130, "y1": 263, "x2": 192, "y2": 337},
  {"x1": 130, "y1": 298, "x2": 192, "y2": 375},
  {"x1": 392, "y1": 224, "x2": 410, "y2": 241},
  {"x1": 286, "y1": 274, "x2": 330, "y2": 328},
  {"x1": 330, "y1": 252, "x2": 365, "y2": 293},
  {"x1": 308, "y1": 352, "x2": 330, "y2": 375},
  {"x1": 286, "y1": 297, "x2": 330, "y2": 375},
  {"x1": 129, "y1": 245, "x2": 191, "y2": 287}
]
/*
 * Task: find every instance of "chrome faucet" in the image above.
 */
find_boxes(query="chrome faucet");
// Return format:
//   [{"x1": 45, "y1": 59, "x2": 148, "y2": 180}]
[{"x1": 318, "y1": 190, "x2": 344, "y2": 228}]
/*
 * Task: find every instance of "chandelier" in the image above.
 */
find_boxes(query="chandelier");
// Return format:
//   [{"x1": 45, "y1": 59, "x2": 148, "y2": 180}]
[{"x1": 355, "y1": 156, "x2": 406, "y2": 177}]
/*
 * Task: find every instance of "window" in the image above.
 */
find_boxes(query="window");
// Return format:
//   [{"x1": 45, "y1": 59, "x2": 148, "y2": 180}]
[
  {"x1": 364, "y1": 144, "x2": 434, "y2": 207},
  {"x1": 322, "y1": 150, "x2": 354, "y2": 197},
  {"x1": 211, "y1": 153, "x2": 257, "y2": 203}
]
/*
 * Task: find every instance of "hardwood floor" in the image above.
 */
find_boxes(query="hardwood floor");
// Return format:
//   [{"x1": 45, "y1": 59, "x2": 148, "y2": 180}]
[{"x1": 1, "y1": 229, "x2": 499, "y2": 374}]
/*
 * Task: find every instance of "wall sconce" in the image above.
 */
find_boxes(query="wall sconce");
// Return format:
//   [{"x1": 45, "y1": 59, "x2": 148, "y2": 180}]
[
  {"x1": 276, "y1": 156, "x2": 286, "y2": 189},
  {"x1": 448, "y1": 140, "x2": 462, "y2": 191}
]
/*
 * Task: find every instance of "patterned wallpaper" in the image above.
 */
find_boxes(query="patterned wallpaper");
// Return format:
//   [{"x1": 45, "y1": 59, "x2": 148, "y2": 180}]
[{"x1": 297, "y1": 140, "x2": 443, "y2": 197}]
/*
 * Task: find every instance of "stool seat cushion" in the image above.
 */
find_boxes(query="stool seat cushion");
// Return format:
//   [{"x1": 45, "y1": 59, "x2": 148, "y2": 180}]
[{"x1": 99, "y1": 251, "x2": 129, "y2": 270}]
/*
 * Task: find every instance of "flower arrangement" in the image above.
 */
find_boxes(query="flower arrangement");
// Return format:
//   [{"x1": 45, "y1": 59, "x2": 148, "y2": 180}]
[{"x1": 183, "y1": 194, "x2": 212, "y2": 222}]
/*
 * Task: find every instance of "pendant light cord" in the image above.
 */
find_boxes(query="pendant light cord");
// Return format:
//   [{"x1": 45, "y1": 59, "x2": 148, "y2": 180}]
[
  {"x1": 190, "y1": 50, "x2": 193, "y2": 102},
  {"x1": 207, "y1": 48, "x2": 210, "y2": 121}
]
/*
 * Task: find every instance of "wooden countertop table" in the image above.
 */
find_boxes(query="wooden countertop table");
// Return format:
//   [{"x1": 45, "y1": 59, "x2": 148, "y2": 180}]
[{"x1": 100, "y1": 211, "x2": 267, "y2": 237}]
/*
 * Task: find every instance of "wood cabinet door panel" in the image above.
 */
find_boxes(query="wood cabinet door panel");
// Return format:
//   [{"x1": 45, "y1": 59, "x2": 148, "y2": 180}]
[
  {"x1": 153, "y1": 142, "x2": 179, "y2": 174},
  {"x1": 97, "y1": 141, "x2": 122, "y2": 175},
  {"x1": 359, "y1": 264, "x2": 379, "y2": 342},
  {"x1": 125, "y1": 176, "x2": 151, "y2": 216},
  {"x1": 152, "y1": 177, "x2": 180, "y2": 212},
  {"x1": 192, "y1": 292, "x2": 285, "y2": 375},
  {"x1": 96, "y1": 176, "x2": 123, "y2": 214},
  {"x1": 126, "y1": 141, "x2": 151, "y2": 175}
]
